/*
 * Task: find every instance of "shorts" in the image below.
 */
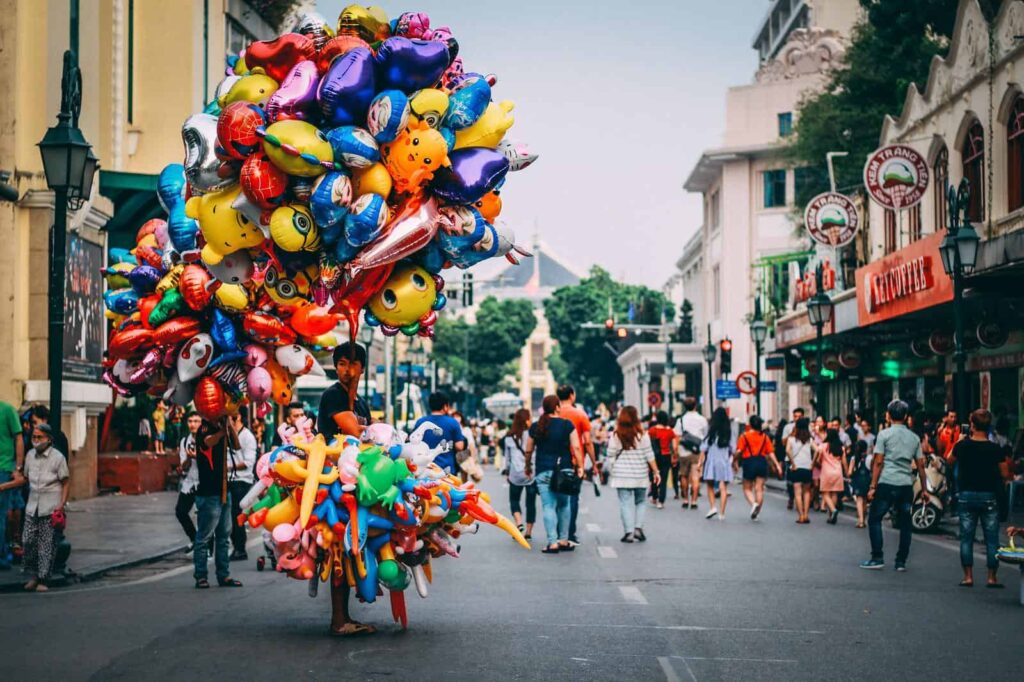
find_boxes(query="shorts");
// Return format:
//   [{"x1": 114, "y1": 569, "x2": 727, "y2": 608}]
[
  {"x1": 154, "y1": 430, "x2": 165, "y2": 443},
  {"x1": 741, "y1": 456, "x2": 768, "y2": 481},
  {"x1": 677, "y1": 453, "x2": 700, "y2": 478},
  {"x1": 787, "y1": 468, "x2": 812, "y2": 484}
]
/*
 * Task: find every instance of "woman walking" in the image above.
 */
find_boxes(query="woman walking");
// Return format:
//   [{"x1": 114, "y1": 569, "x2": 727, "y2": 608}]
[
  {"x1": 607, "y1": 407, "x2": 660, "y2": 542},
  {"x1": 735, "y1": 415, "x2": 781, "y2": 520},
  {"x1": 786, "y1": 418, "x2": 814, "y2": 524},
  {"x1": 816, "y1": 429, "x2": 847, "y2": 525},
  {"x1": 524, "y1": 395, "x2": 582, "y2": 554},
  {"x1": 503, "y1": 408, "x2": 537, "y2": 541},
  {"x1": 848, "y1": 440, "x2": 871, "y2": 528},
  {"x1": 20, "y1": 424, "x2": 69, "y2": 592},
  {"x1": 698, "y1": 408, "x2": 735, "y2": 520}
]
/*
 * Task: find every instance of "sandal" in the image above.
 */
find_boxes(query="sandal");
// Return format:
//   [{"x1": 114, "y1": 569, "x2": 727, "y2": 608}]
[
  {"x1": 541, "y1": 545, "x2": 560, "y2": 554},
  {"x1": 558, "y1": 543, "x2": 575, "y2": 552},
  {"x1": 330, "y1": 622, "x2": 377, "y2": 637},
  {"x1": 195, "y1": 578, "x2": 210, "y2": 589},
  {"x1": 23, "y1": 579, "x2": 39, "y2": 592},
  {"x1": 218, "y1": 577, "x2": 243, "y2": 587},
  {"x1": 985, "y1": 582, "x2": 1005, "y2": 589},
  {"x1": 958, "y1": 580, "x2": 973, "y2": 587},
  {"x1": 634, "y1": 529, "x2": 647, "y2": 542}
]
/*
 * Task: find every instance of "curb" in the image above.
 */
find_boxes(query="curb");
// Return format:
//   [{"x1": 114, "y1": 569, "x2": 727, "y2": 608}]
[{"x1": 0, "y1": 543, "x2": 188, "y2": 593}]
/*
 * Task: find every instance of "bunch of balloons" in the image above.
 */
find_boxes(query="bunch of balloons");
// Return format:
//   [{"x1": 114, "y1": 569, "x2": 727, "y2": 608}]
[
  {"x1": 101, "y1": 5, "x2": 536, "y2": 419},
  {"x1": 239, "y1": 416, "x2": 529, "y2": 627}
]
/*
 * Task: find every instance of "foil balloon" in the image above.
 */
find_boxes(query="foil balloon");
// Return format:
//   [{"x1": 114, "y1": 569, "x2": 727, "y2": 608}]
[
  {"x1": 215, "y1": 283, "x2": 250, "y2": 311},
  {"x1": 365, "y1": 263, "x2": 444, "y2": 335},
  {"x1": 430, "y1": 147, "x2": 509, "y2": 204},
  {"x1": 177, "y1": 333, "x2": 215, "y2": 382},
  {"x1": 343, "y1": 193, "x2": 388, "y2": 247},
  {"x1": 289, "y1": 303, "x2": 342, "y2": 337},
  {"x1": 240, "y1": 152, "x2": 288, "y2": 209},
  {"x1": 260, "y1": 119, "x2": 333, "y2": 177},
  {"x1": 265, "y1": 60, "x2": 320, "y2": 122},
  {"x1": 346, "y1": 196, "x2": 445, "y2": 277},
  {"x1": 263, "y1": 262, "x2": 317, "y2": 309},
  {"x1": 474, "y1": 190, "x2": 502, "y2": 222},
  {"x1": 325, "y1": 126, "x2": 379, "y2": 169},
  {"x1": 244, "y1": 33, "x2": 316, "y2": 83},
  {"x1": 270, "y1": 205, "x2": 321, "y2": 252},
  {"x1": 194, "y1": 376, "x2": 227, "y2": 420},
  {"x1": 109, "y1": 326, "x2": 154, "y2": 359},
  {"x1": 275, "y1": 344, "x2": 327, "y2": 377},
  {"x1": 218, "y1": 73, "x2": 279, "y2": 109},
  {"x1": 336, "y1": 4, "x2": 390, "y2": 42},
  {"x1": 182, "y1": 113, "x2": 234, "y2": 192},
  {"x1": 367, "y1": 90, "x2": 410, "y2": 143},
  {"x1": 244, "y1": 343, "x2": 269, "y2": 368},
  {"x1": 210, "y1": 309, "x2": 242, "y2": 352},
  {"x1": 206, "y1": 249, "x2": 254, "y2": 285},
  {"x1": 309, "y1": 171, "x2": 354, "y2": 233},
  {"x1": 265, "y1": 358, "x2": 294, "y2": 404},
  {"x1": 329, "y1": 263, "x2": 393, "y2": 324},
  {"x1": 315, "y1": 35, "x2": 370, "y2": 73},
  {"x1": 374, "y1": 37, "x2": 449, "y2": 93},
  {"x1": 408, "y1": 88, "x2": 449, "y2": 129},
  {"x1": 444, "y1": 78, "x2": 490, "y2": 130},
  {"x1": 494, "y1": 224, "x2": 532, "y2": 265},
  {"x1": 135, "y1": 218, "x2": 162, "y2": 243},
  {"x1": 153, "y1": 317, "x2": 202, "y2": 346},
  {"x1": 453, "y1": 100, "x2": 515, "y2": 150},
  {"x1": 179, "y1": 264, "x2": 215, "y2": 311},
  {"x1": 148, "y1": 288, "x2": 185, "y2": 327},
  {"x1": 290, "y1": 12, "x2": 335, "y2": 51},
  {"x1": 392, "y1": 11, "x2": 431, "y2": 39},
  {"x1": 128, "y1": 265, "x2": 162, "y2": 295},
  {"x1": 163, "y1": 373, "x2": 195, "y2": 407},
  {"x1": 217, "y1": 101, "x2": 267, "y2": 160},
  {"x1": 137, "y1": 293, "x2": 159, "y2": 328},
  {"x1": 243, "y1": 311, "x2": 298, "y2": 346},
  {"x1": 213, "y1": 75, "x2": 241, "y2": 107},
  {"x1": 157, "y1": 164, "x2": 198, "y2": 252},
  {"x1": 186, "y1": 186, "x2": 264, "y2": 265},
  {"x1": 352, "y1": 162, "x2": 392, "y2": 197},
  {"x1": 246, "y1": 365, "x2": 272, "y2": 402},
  {"x1": 380, "y1": 120, "x2": 449, "y2": 195},
  {"x1": 317, "y1": 47, "x2": 376, "y2": 127},
  {"x1": 497, "y1": 139, "x2": 538, "y2": 172},
  {"x1": 104, "y1": 289, "x2": 140, "y2": 315}
]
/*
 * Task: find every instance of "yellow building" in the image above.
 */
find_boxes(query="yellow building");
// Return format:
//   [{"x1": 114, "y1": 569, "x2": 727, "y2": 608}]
[{"x1": 0, "y1": 0, "x2": 301, "y2": 497}]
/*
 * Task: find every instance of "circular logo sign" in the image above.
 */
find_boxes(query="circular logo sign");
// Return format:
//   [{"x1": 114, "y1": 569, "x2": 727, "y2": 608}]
[
  {"x1": 647, "y1": 391, "x2": 662, "y2": 409},
  {"x1": 863, "y1": 144, "x2": 929, "y2": 209},
  {"x1": 735, "y1": 371, "x2": 758, "y2": 395},
  {"x1": 804, "y1": 192, "x2": 860, "y2": 247}
]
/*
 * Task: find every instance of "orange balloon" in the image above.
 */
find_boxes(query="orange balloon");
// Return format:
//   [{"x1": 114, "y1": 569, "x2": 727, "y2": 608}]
[
  {"x1": 179, "y1": 264, "x2": 214, "y2": 311},
  {"x1": 316, "y1": 35, "x2": 370, "y2": 73},
  {"x1": 136, "y1": 218, "x2": 167, "y2": 245},
  {"x1": 152, "y1": 316, "x2": 201, "y2": 346},
  {"x1": 290, "y1": 303, "x2": 341, "y2": 337},
  {"x1": 473, "y1": 190, "x2": 502, "y2": 223},
  {"x1": 138, "y1": 293, "x2": 160, "y2": 329},
  {"x1": 265, "y1": 358, "x2": 294, "y2": 405}
]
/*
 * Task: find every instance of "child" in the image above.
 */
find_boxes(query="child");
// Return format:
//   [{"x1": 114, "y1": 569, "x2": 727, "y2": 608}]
[{"x1": 152, "y1": 400, "x2": 167, "y2": 455}]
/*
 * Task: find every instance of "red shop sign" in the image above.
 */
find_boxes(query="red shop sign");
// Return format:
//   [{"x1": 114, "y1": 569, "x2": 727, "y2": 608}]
[{"x1": 856, "y1": 230, "x2": 953, "y2": 326}]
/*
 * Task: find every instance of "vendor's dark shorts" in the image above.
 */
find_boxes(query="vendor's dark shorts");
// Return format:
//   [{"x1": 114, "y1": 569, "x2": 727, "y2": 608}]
[
  {"x1": 741, "y1": 456, "x2": 768, "y2": 481},
  {"x1": 787, "y1": 468, "x2": 813, "y2": 484}
]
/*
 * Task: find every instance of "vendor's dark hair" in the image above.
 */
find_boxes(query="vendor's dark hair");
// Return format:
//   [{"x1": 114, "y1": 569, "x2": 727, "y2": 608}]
[
  {"x1": 332, "y1": 342, "x2": 366, "y2": 367},
  {"x1": 535, "y1": 395, "x2": 559, "y2": 440},
  {"x1": 428, "y1": 392, "x2": 450, "y2": 412}
]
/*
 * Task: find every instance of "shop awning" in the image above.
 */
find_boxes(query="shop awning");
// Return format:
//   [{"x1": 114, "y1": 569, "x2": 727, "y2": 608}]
[{"x1": 98, "y1": 170, "x2": 163, "y2": 250}]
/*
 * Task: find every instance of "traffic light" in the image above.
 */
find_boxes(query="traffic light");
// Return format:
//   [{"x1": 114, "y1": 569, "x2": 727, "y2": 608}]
[
  {"x1": 604, "y1": 318, "x2": 614, "y2": 331},
  {"x1": 719, "y1": 338, "x2": 733, "y2": 375}
]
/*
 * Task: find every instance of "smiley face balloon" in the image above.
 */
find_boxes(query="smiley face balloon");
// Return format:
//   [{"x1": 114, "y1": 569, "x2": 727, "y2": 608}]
[{"x1": 366, "y1": 262, "x2": 441, "y2": 330}]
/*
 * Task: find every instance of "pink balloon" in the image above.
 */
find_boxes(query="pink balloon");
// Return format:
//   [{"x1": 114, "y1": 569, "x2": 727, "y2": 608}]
[
  {"x1": 346, "y1": 196, "x2": 446, "y2": 278},
  {"x1": 247, "y1": 366, "x2": 272, "y2": 402},
  {"x1": 265, "y1": 61, "x2": 320, "y2": 122},
  {"x1": 244, "y1": 343, "x2": 269, "y2": 368}
]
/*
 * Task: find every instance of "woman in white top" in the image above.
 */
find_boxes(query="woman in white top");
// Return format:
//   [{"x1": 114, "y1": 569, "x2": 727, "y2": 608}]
[
  {"x1": 503, "y1": 409, "x2": 536, "y2": 540},
  {"x1": 175, "y1": 412, "x2": 202, "y2": 548},
  {"x1": 786, "y1": 417, "x2": 815, "y2": 524},
  {"x1": 607, "y1": 406, "x2": 660, "y2": 543}
]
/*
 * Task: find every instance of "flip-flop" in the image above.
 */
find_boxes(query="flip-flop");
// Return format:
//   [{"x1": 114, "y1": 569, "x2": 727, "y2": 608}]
[
  {"x1": 330, "y1": 622, "x2": 377, "y2": 637},
  {"x1": 541, "y1": 546, "x2": 560, "y2": 554},
  {"x1": 217, "y1": 578, "x2": 243, "y2": 587},
  {"x1": 958, "y1": 580, "x2": 973, "y2": 587},
  {"x1": 194, "y1": 579, "x2": 210, "y2": 589},
  {"x1": 985, "y1": 583, "x2": 1005, "y2": 589}
]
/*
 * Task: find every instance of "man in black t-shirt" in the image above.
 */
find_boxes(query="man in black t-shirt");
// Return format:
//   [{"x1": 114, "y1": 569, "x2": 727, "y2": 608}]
[{"x1": 192, "y1": 416, "x2": 242, "y2": 589}]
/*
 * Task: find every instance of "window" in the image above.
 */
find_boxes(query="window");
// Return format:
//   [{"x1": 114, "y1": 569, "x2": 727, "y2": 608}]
[
  {"x1": 712, "y1": 266, "x2": 721, "y2": 316},
  {"x1": 961, "y1": 121, "x2": 985, "y2": 222},
  {"x1": 884, "y1": 210, "x2": 897, "y2": 254},
  {"x1": 763, "y1": 169, "x2": 787, "y2": 208},
  {"x1": 1008, "y1": 98, "x2": 1024, "y2": 212},
  {"x1": 907, "y1": 204, "x2": 922, "y2": 243},
  {"x1": 708, "y1": 190, "x2": 720, "y2": 229},
  {"x1": 778, "y1": 112, "x2": 793, "y2": 137},
  {"x1": 530, "y1": 342, "x2": 544, "y2": 372},
  {"x1": 226, "y1": 16, "x2": 255, "y2": 56},
  {"x1": 882, "y1": 206, "x2": 920, "y2": 253},
  {"x1": 934, "y1": 146, "x2": 948, "y2": 231}
]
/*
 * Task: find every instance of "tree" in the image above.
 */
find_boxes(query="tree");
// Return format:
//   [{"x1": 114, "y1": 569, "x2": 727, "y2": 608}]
[
  {"x1": 677, "y1": 299, "x2": 694, "y2": 343},
  {"x1": 544, "y1": 266, "x2": 674, "y2": 406},
  {"x1": 432, "y1": 297, "x2": 537, "y2": 397}
]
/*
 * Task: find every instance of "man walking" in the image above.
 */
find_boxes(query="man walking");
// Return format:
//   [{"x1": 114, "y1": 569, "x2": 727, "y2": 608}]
[
  {"x1": 674, "y1": 397, "x2": 708, "y2": 509},
  {"x1": 413, "y1": 392, "x2": 466, "y2": 477},
  {"x1": 227, "y1": 409, "x2": 257, "y2": 561},
  {"x1": 175, "y1": 412, "x2": 201, "y2": 551},
  {"x1": 193, "y1": 416, "x2": 242, "y2": 589},
  {"x1": 272, "y1": 402, "x2": 307, "y2": 446},
  {"x1": 860, "y1": 400, "x2": 930, "y2": 572},
  {"x1": 557, "y1": 385, "x2": 596, "y2": 545},
  {"x1": 0, "y1": 399, "x2": 24, "y2": 569}
]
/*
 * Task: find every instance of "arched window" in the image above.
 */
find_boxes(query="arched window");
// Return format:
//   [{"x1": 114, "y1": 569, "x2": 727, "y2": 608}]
[
  {"x1": 1008, "y1": 97, "x2": 1024, "y2": 212},
  {"x1": 961, "y1": 121, "x2": 985, "y2": 222},
  {"x1": 934, "y1": 146, "x2": 948, "y2": 230}
]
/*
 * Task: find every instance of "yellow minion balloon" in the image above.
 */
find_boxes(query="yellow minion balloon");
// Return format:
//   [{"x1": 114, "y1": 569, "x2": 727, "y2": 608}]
[
  {"x1": 270, "y1": 205, "x2": 321, "y2": 253},
  {"x1": 408, "y1": 88, "x2": 449, "y2": 129}
]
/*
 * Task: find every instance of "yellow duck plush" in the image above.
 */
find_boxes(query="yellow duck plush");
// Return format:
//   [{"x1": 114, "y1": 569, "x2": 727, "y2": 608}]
[{"x1": 186, "y1": 186, "x2": 265, "y2": 266}]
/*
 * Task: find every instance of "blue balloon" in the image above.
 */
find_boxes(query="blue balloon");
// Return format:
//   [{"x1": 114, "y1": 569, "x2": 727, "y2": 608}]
[
  {"x1": 437, "y1": 206, "x2": 493, "y2": 268},
  {"x1": 430, "y1": 147, "x2": 510, "y2": 204},
  {"x1": 333, "y1": 238, "x2": 360, "y2": 263},
  {"x1": 343, "y1": 193, "x2": 387, "y2": 247},
  {"x1": 128, "y1": 265, "x2": 162, "y2": 295},
  {"x1": 309, "y1": 171, "x2": 353, "y2": 235},
  {"x1": 210, "y1": 309, "x2": 239, "y2": 351},
  {"x1": 374, "y1": 37, "x2": 450, "y2": 93},
  {"x1": 444, "y1": 78, "x2": 491, "y2": 130},
  {"x1": 104, "y1": 288, "x2": 140, "y2": 315},
  {"x1": 157, "y1": 164, "x2": 198, "y2": 252},
  {"x1": 439, "y1": 126, "x2": 456, "y2": 152},
  {"x1": 416, "y1": 238, "x2": 447, "y2": 273},
  {"x1": 326, "y1": 126, "x2": 380, "y2": 169},
  {"x1": 108, "y1": 248, "x2": 136, "y2": 265},
  {"x1": 317, "y1": 47, "x2": 376, "y2": 127},
  {"x1": 367, "y1": 90, "x2": 410, "y2": 143}
]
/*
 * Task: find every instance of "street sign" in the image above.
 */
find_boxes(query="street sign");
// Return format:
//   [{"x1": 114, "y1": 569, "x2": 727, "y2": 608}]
[
  {"x1": 764, "y1": 354, "x2": 785, "y2": 370},
  {"x1": 760, "y1": 380, "x2": 778, "y2": 392},
  {"x1": 804, "y1": 192, "x2": 859, "y2": 248},
  {"x1": 647, "y1": 391, "x2": 662, "y2": 409},
  {"x1": 863, "y1": 144, "x2": 929, "y2": 210},
  {"x1": 735, "y1": 371, "x2": 758, "y2": 395},
  {"x1": 715, "y1": 379, "x2": 740, "y2": 399}
]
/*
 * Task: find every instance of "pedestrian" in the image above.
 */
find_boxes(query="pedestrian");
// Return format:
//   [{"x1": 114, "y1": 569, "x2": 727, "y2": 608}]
[
  {"x1": 452, "y1": 411, "x2": 482, "y2": 482},
  {"x1": 607, "y1": 406, "x2": 659, "y2": 542},
  {"x1": 699, "y1": 407, "x2": 735, "y2": 520},
  {"x1": 152, "y1": 399, "x2": 167, "y2": 455},
  {"x1": 948, "y1": 409, "x2": 1005, "y2": 588},
  {"x1": 227, "y1": 409, "x2": 257, "y2": 562},
  {"x1": 193, "y1": 416, "x2": 242, "y2": 589},
  {"x1": 412, "y1": 392, "x2": 466, "y2": 479},
  {"x1": 675, "y1": 396, "x2": 708, "y2": 510},
  {"x1": 503, "y1": 408, "x2": 536, "y2": 541},
  {"x1": 860, "y1": 400, "x2": 930, "y2": 572},
  {"x1": 848, "y1": 440, "x2": 871, "y2": 528},
  {"x1": 19, "y1": 424, "x2": 69, "y2": 592},
  {"x1": 252, "y1": 418, "x2": 267, "y2": 455},
  {"x1": 786, "y1": 417, "x2": 814, "y2": 524},
  {"x1": 138, "y1": 410, "x2": 153, "y2": 451},
  {"x1": 523, "y1": 395, "x2": 582, "y2": 554},
  {"x1": 782, "y1": 407, "x2": 805, "y2": 510},
  {"x1": 735, "y1": 415, "x2": 781, "y2": 520},
  {"x1": 0, "y1": 399, "x2": 24, "y2": 569},
  {"x1": 811, "y1": 415, "x2": 826, "y2": 512},
  {"x1": 558, "y1": 385, "x2": 597, "y2": 545},
  {"x1": 272, "y1": 402, "x2": 306, "y2": 447},
  {"x1": 647, "y1": 411, "x2": 678, "y2": 510},
  {"x1": 816, "y1": 429, "x2": 847, "y2": 525},
  {"x1": 175, "y1": 411, "x2": 202, "y2": 550}
]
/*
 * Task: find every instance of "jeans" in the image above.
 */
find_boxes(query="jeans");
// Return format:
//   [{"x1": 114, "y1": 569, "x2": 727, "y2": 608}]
[
  {"x1": 228, "y1": 481, "x2": 251, "y2": 554},
  {"x1": 175, "y1": 491, "x2": 197, "y2": 544},
  {"x1": 535, "y1": 471, "x2": 570, "y2": 545},
  {"x1": 193, "y1": 494, "x2": 232, "y2": 582},
  {"x1": 958, "y1": 491, "x2": 1000, "y2": 570},
  {"x1": 508, "y1": 482, "x2": 537, "y2": 525},
  {"x1": 617, "y1": 487, "x2": 647, "y2": 534},
  {"x1": 569, "y1": 492, "x2": 579, "y2": 539},
  {"x1": 654, "y1": 455, "x2": 672, "y2": 504},
  {"x1": 0, "y1": 471, "x2": 12, "y2": 565},
  {"x1": 868, "y1": 483, "x2": 914, "y2": 563}
]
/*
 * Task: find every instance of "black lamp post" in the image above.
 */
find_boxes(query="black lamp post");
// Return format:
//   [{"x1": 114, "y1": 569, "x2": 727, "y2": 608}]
[
  {"x1": 806, "y1": 264, "x2": 834, "y2": 419},
  {"x1": 37, "y1": 50, "x2": 99, "y2": 428},
  {"x1": 939, "y1": 179, "x2": 980, "y2": 421},
  {"x1": 637, "y1": 360, "x2": 650, "y2": 412},
  {"x1": 749, "y1": 297, "x2": 768, "y2": 416},
  {"x1": 701, "y1": 323, "x2": 717, "y2": 416}
]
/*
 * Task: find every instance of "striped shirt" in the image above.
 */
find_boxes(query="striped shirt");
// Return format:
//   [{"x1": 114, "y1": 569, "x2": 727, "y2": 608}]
[{"x1": 607, "y1": 433, "x2": 654, "y2": 489}]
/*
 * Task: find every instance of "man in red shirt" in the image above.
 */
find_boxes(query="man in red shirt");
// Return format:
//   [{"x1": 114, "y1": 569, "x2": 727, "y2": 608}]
[
  {"x1": 735, "y1": 415, "x2": 782, "y2": 520},
  {"x1": 648, "y1": 411, "x2": 679, "y2": 509},
  {"x1": 557, "y1": 385, "x2": 597, "y2": 546}
]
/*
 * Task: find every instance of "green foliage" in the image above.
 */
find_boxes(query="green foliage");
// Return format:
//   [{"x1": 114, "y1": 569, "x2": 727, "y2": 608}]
[
  {"x1": 677, "y1": 299, "x2": 694, "y2": 343},
  {"x1": 432, "y1": 297, "x2": 537, "y2": 396},
  {"x1": 544, "y1": 266, "x2": 674, "y2": 406}
]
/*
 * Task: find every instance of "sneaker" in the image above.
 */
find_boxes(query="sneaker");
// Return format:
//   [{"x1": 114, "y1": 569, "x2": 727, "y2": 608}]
[
  {"x1": 705, "y1": 508, "x2": 718, "y2": 519},
  {"x1": 894, "y1": 562, "x2": 907, "y2": 572},
  {"x1": 620, "y1": 533, "x2": 634, "y2": 543},
  {"x1": 717, "y1": 514, "x2": 725, "y2": 521},
  {"x1": 230, "y1": 551, "x2": 249, "y2": 562},
  {"x1": 184, "y1": 543, "x2": 195, "y2": 556},
  {"x1": 859, "y1": 559, "x2": 884, "y2": 570},
  {"x1": 567, "y1": 535, "x2": 580, "y2": 547},
  {"x1": 656, "y1": 502, "x2": 664, "y2": 509},
  {"x1": 750, "y1": 503, "x2": 760, "y2": 520}
]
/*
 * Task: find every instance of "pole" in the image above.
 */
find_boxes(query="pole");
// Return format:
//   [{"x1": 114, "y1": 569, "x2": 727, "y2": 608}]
[
  {"x1": 706, "y1": 323, "x2": 714, "y2": 418},
  {"x1": 952, "y1": 255, "x2": 967, "y2": 421},
  {"x1": 384, "y1": 336, "x2": 393, "y2": 424},
  {"x1": 666, "y1": 342, "x2": 674, "y2": 419},
  {"x1": 363, "y1": 335, "x2": 371, "y2": 404},
  {"x1": 48, "y1": 188, "x2": 68, "y2": 428},
  {"x1": 815, "y1": 324, "x2": 825, "y2": 419},
  {"x1": 754, "y1": 341, "x2": 762, "y2": 417}
]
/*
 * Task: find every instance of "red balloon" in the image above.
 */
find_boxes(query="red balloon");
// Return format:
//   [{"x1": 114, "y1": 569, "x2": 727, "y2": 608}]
[
  {"x1": 316, "y1": 35, "x2": 370, "y2": 73},
  {"x1": 289, "y1": 303, "x2": 342, "y2": 337},
  {"x1": 138, "y1": 293, "x2": 160, "y2": 329},
  {"x1": 329, "y1": 263, "x2": 393, "y2": 327},
  {"x1": 240, "y1": 153, "x2": 288, "y2": 209},
  {"x1": 153, "y1": 317, "x2": 201, "y2": 347},
  {"x1": 134, "y1": 244, "x2": 164, "y2": 269},
  {"x1": 109, "y1": 326, "x2": 154, "y2": 359},
  {"x1": 242, "y1": 311, "x2": 298, "y2": 346},
  {"x1": 179, "y1": 264, "x2": 214, "y2": 311},
  {"x1": 194, "y1": 376, "x2": 227, "y2": 420},
  {"x1": 136, "y1": 218, "x2": 167, "y2": 245},
  {"x1": 245, "y1": 34, "x2": 315, "y2": 83},
  {"x1": 217, "y1": 101, "x2": 267, "y2": 160}
]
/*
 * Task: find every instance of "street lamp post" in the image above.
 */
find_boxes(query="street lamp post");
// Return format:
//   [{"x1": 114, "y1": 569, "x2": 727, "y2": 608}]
[
  {"x1": 37, "y1": 50, "x2": 99, "y2": 428},
  {"x1": 658, "y1": 320, "x2": 676, "y2": 418},
  {"x1": 638, "y1": 360, "x2": 650, "y2": 412},
  {"x1": 806, "y1": 264, "x2": 834, "y2": 419},
  {"x1": 939, "y1": 179, "x2": 980, "y2": 421},
  {"x1": 358, "y1": 325, "x2": 375, "y2": 405},
  {"x1": 749, "y1": 297, "x2": 768, "y2": 417},
  {"x1": 702, "y1": 323, "x2": 717, "y2": 416}
]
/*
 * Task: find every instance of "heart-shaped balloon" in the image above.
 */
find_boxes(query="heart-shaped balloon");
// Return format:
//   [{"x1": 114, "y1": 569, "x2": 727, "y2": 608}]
[
  {"x1": 430, "y1": 147, "x2": 510, "y2": 204},
  {"x1": 109, "y1": 326, "x2": 154, "y2": 359},
  {"x1": 317, "y1": 47, "x2": 376, "y2": 127},
  {"x1": 265, "y1": 60, "x2": 320, "y2": 122},
  {"x1": 244, "y1": 33, "x2": 316, "y2": 83},
  {"x1": 374, "y1": 37, "x2": 450, "y2": 93},
  {"x1": 316, "y1": 35, "x2": 370, "y2": 73},
  {"x1": 179, "y1": 264, "x2": 214, "y2": 311},
  {"x1": 177, "y1": 333, "x2": 214, "y2": 382},
  {"x1": 194, "y1": 375, "x2": 227, "y2": 420},
  {"x1": 289, "y1": 303, "x2": 342, "y2": 337}
]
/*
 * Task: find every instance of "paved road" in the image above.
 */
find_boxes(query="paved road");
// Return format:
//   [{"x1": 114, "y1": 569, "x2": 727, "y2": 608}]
[{"x1": 2, "y1": 474, "x2": 1020, "y2": 681}]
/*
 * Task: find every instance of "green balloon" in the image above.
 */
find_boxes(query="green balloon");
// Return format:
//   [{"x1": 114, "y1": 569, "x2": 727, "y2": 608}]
[
  {"x1": 149, "y1": 288, "x2": 184, "y2": 327},
  {"x1": 400, "y1": 321, "x2": 420, "y2": 336}
]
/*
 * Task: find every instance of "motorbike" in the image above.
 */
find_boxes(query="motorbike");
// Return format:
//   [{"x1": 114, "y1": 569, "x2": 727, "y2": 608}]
[{"x1": 911, "y1": 453, "x2": 949, "y2": 532}]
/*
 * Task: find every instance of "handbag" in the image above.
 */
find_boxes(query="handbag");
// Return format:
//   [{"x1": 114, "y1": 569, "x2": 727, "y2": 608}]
[
  {"x1": 551, "y1": 466, "x2": 582, "y2": 496},
  {"x1": 681, "y1": 430, "x2": 703, "y2": 454}
]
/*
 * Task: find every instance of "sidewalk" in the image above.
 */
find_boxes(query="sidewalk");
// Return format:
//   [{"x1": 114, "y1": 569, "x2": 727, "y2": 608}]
[{"x1": 1, "y1": 491, "x2": 187, "y2": 591}]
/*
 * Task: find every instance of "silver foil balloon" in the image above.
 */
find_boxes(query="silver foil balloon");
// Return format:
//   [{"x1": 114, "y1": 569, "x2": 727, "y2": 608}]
[
  {"x1": 346, "y1": 196, "x2": 447, "y2": 277},
  {"x1": 182, "y1": 113, "x2": 235, "y2": 192}
]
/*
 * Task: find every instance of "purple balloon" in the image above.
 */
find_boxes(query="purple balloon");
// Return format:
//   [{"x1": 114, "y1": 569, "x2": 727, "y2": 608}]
[
  {"x1": 266, "y1": 61, "x2": 320, "y2": 122},
  {"x1": 430, "y1": 148, "x2": 510, "y2": 204},
  {"x1": 129, "y1": 264, "x2": 163, "y2": 295},
  {"x1": 317, "y1": 47, "x2": 376, "y2": 127},
  {"x1": 375, "y1": 37, "x2": 450, "y2": 93}
]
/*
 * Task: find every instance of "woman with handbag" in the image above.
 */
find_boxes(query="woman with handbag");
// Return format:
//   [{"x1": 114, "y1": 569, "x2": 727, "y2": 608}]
[
  {"x1": 524, "y1": 395, "x2": 582, "y2": 554},
  {"x1": 608, "y1": 407, "x2": 660, "y2": 542},
  {"x1": 504, "y1": 408, "x2": 537, "y2": 541},
  {"x1": 17, "y1": 424, "x2": 69, "y2": 592}
]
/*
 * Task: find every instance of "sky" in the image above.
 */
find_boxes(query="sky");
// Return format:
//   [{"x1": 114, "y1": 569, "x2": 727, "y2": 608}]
[{"x1": 317, "y1": 0, "x2": 769, "y2": 291}]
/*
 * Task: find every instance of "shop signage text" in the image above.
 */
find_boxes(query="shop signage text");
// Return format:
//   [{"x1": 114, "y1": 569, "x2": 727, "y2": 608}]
[
  {"x1": 863, "y1": 255, "x2": 934, "y2": 314},
  {"x1": 794, "y1": 260, "x2": 837, "y2": 304},
  {"x1": 804, "y1": 192, "x2": 860, "y2": 247},
  {"x1": 863, "y1": 144, "x2": 929, "y2": 210},
  {"x1": 856, "y1": 231, "x2": 953, "y2": 326}
]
